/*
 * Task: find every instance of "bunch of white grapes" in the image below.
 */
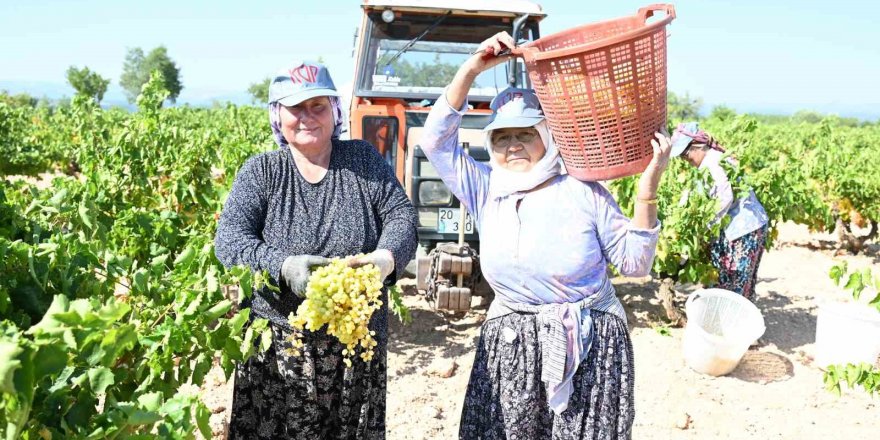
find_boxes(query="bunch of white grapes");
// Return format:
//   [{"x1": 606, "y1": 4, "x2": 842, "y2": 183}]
[{"x1": 288, "y1": 256, "x2": 383, "y2": 368}]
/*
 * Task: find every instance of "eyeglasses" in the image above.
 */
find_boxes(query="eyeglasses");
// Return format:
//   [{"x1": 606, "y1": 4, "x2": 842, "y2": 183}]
[{"x1": 491, "y1": 130, "x2": 539, "y2": 149}]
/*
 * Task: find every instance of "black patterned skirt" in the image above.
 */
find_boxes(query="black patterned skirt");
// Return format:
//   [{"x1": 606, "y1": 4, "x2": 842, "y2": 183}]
[
  {"x1": 710, "y1": 225, "x2": 768, "y2": 301},
  {"x1": 228, "y1": 321, "x2": 386, "y2": 439},
  {"x1": 459, "y1": 310, "x2": 635, "y2": 440}
]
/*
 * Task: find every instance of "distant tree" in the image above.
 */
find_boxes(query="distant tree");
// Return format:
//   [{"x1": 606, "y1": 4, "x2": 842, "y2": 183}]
[
  {"x1": 248, "y1": 78, "x2": 270, "y2": 104},
  {"x1": 66, "y1": 66, "x2": 110, "y2": 104},
  {"x1": 36, "y1": 97, "x2": 53, "y2": 111},
  {"x1": 56, "y1": 97, "x2": 72, "y2": 109},
  {"x1": 836, "y1": 116, "x2": 861, "y2": 128},
  {"x1": 791, "y1": 110, "x2": 824, "y2": 124},
  {"x1": 120, "y1": 46, "x2": 183, "y2": 104},
  {"x1": 0, "y1": 90, "x2": 38, "y2": 107},
  {"x1": 709, "y1": 105, "x2": 737, "y2": 121},
  {"x1": 667, "y1": 91, "x2": 703, "y2": 123},
  {"x1": 120, "y1": 48, "x2": 147, "y2": 103},
  {"x1": 747, "y1": 113, "x2": 791, "y2": 125},
  {"x1": 388, "y1": 54, "x2": 457, "y2": 87}
]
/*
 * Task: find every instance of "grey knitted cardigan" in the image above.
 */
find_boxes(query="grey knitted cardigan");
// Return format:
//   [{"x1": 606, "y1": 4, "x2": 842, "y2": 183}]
[{"x1": 214, "y1": 139, "x2": 418, "y2": 335}]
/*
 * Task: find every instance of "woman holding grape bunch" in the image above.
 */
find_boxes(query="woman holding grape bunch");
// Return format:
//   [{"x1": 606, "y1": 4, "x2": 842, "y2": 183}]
[
  {"x1": 214, "y1": 61, "x2": 417, "y2": 439},
  {"x1": 419, "y1": 32, "x2": 672, "y2": 439}
]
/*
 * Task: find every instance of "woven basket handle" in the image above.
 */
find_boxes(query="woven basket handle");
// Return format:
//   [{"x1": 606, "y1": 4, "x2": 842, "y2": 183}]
[
  {"x1": 509, "y1": 46, "x2": 539, "y2": 62},
  {"x1": 637, "y1": 4, "x2": 676, "y2": 22}
]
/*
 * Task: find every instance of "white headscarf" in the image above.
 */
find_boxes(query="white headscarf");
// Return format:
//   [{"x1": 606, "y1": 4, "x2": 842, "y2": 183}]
[{"x1": 486, "y1": 120, "x2": 565, "y2": 198}]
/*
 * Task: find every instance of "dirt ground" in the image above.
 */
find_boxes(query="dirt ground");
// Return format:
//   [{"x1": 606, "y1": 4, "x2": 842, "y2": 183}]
[{"x1": 195, "y1": 222, "x2": 879, "y2": 439}]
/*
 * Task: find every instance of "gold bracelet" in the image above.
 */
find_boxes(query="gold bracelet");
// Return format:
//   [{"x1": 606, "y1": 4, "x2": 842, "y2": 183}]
[{"x1": 637, "y1": 197, "x2": 658, "y2": 205}]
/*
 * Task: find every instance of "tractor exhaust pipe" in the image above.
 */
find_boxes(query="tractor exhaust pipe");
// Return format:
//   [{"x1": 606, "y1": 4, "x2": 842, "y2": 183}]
[{"x1": 508, "y1": 14, "x2": 530, "y2": 87}]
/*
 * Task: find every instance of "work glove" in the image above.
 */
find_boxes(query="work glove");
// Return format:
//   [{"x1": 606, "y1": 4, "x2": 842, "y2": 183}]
[
  {"x1": 281, "y1": 254, "x2": 330, "y2": 298},
  {"x1": 347, "y1": 249, "x2": 395, "y2": 281}
]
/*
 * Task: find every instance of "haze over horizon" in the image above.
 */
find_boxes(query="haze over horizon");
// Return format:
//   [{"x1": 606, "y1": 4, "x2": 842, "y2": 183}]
[{"x1": 2, "y1": 0, "x2": 877, "y2": 120}]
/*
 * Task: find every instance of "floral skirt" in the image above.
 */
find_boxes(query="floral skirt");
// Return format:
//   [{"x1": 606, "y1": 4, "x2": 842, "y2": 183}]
[
  {"x1": 459, "y1": 310, "x2": 635, "y2": 440},
  {"x1": 228, "y1": 321, "x2": 386, "y2": 439},
  {"x1": 710, "y1": 225, "x2": 769, "y2": 301}
]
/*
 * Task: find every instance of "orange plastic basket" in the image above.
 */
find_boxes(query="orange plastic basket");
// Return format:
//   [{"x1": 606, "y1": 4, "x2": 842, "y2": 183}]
[{"x1": 513, "y1": 4, "x2": 676, "y2": 181}]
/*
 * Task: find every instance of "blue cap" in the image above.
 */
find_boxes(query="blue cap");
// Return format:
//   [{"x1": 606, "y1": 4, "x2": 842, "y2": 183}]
[
  {"x1": 483, "y1": 87, "x2": 545, "y2": 131},
  {"x1": 671, "y1": 121, "x2": 699, "y2": 157},
  {"x1": 268, "y1": 61, "x2": 339, "y2": 106}
]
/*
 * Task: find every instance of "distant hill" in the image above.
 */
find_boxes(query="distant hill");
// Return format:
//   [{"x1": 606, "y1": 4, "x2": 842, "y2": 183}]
[
  {"x1": 718, "y1": 101, "x2": 879, "y2": 122},
  {"x1": 1, "y1": 80, "x2": 876, "y2": 121},
  {"x1": 0, "y1": 80, "x2": 253, "y2": 110}
]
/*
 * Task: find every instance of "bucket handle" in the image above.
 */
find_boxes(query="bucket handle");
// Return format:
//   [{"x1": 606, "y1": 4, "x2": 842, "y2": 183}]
[
  {"x1": 637, "y1": 4, "x2": 677, "y2": 23},
  {"x1": 685, "y1": 291, "x2": 701, "y2": 309}
]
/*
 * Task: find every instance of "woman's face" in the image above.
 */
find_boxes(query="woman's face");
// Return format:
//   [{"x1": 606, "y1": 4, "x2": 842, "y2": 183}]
[
  {"x1": 683, "y1": 143, "x2": 707, "y2": 167},
  {"x1": 279, "y1": 96, "x2": 334, "y2": 149},
  {"x1": 490, "y1": 127, "x2": 546, "y2": 172}
]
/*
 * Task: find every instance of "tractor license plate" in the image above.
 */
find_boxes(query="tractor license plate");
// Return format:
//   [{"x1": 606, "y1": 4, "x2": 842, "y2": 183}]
[{"x1": 437, "y1": 208, "x2": 475, "y2": 235}]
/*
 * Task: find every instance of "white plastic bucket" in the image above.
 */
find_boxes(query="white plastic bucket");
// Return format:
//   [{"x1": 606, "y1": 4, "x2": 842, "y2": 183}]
[
  {"x1": 815, "y1": 300, "x2": 880, "y2": 369},
  {"x1": 683, "y1": 288, "x2": 766, "y2": 376}
]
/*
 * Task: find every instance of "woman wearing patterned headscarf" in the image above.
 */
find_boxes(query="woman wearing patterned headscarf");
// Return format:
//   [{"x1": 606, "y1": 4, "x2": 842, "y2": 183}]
[
  {"x1": 420, "y1": 32, "x2": 673, "y2": 439},
  {"x1": 671, "y1": 122, "x2": 770, "y2": 301},
  {"x1": 214, "y1": 61, "x2": 417, "y2": 439}
]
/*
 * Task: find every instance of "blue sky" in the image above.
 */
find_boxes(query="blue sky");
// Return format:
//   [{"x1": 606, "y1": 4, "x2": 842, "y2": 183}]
[{"x1": 1, "y1": 0, "x2": 878, "y2": 118}]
